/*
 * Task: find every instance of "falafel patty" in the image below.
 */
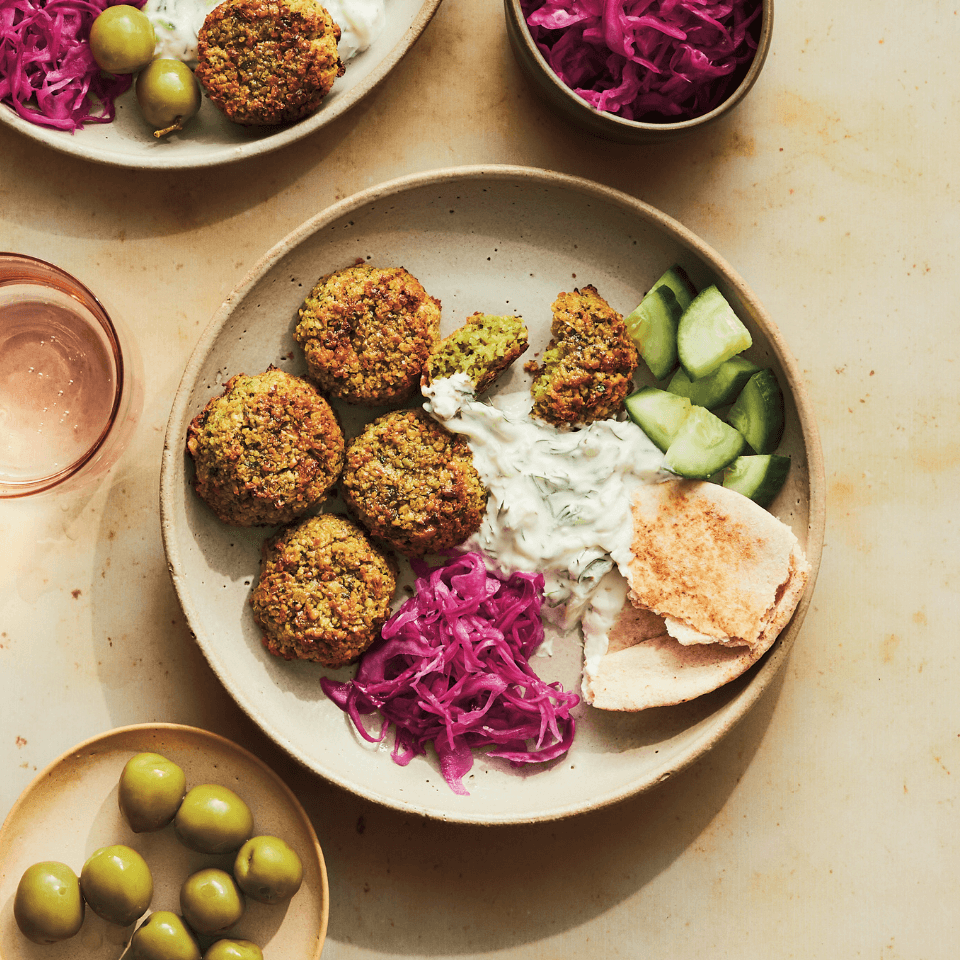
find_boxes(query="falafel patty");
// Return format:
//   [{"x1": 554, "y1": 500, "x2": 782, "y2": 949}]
[
  {"x1": 528, "y1": 284, "x2": 638, "y2": 425},
  {"x1": 295, "y1": 264, "x2": 442, "y2": 406},
  {"x1": 186, "y1": 367, "x2": 344, "y2": 527},
  {"x1": 421, "y1": 312, "x2": 529, "y2": 394},
  {"x1": 250, "y1": 513, "x2": 396, "y2": 668},
  {"x1": 342, "y1": 408, "x2": 487, "y2": 556},
  {"x1": 195, "y1": 0, "x2": 344, "y2": 126}
]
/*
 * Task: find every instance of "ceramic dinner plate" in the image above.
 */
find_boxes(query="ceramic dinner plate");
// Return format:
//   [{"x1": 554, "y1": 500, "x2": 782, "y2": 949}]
[
  {"x1": 0, "y1": 724, "x2": 328, "y2": 960},
  {"x1": 0, "y1": 0, "x2": 440, "y2": 169},
  {"x1": 160, "y1": 165, "x2": 825, "y2": 824}
]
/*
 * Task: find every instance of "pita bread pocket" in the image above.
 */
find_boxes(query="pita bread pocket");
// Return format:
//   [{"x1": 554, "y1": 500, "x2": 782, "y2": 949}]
[{"x1": 585, "y1": 479, "x2": 810, "y2": 712}]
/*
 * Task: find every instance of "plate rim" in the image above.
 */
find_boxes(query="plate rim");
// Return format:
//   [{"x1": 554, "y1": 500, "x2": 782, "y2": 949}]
[
  {"x1": 0, "y1": 722, "x2": 330, "y2": 957},
  {"x1": 160, "y1": 164, "x2": 826, "y2": 824},
  {"x1": 0, "y1": 0, "x2": 442, "y2": 170}
]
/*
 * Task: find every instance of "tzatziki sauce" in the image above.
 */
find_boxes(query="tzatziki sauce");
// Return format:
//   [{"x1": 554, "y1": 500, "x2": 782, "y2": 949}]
[
  {"x1": 424, "y1": 375, "x2": 665, "y2": 661},
  {"x1": 143, "y1": 0, "x2": 386, "y2": 68}
]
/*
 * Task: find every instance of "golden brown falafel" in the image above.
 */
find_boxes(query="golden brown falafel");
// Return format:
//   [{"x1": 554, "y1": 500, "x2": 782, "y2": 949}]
[
  {"x1": 195, "y1": 0, "x2": 344, "y2": 126},
  {"x1": 528, "y1": 284, "x2": 638, "y2": 425},
  {"x1": 250, "y1": 513, "x2": 397, "y2": 668},
  {"x1": 186, "y1": 367, "x2": 344, "y2": 526},
  {"x1": 421, "y1": 312, "x2": 529, "y2": 394},
  {"x1": 341, "y1": 408, "x2": 487, "y2": 556},
  {"x1": 295, "y1": 264, "x2": 442, "y2": 405}
]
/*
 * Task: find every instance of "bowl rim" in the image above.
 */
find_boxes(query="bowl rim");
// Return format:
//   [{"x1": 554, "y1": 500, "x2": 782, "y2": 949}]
[
  {"x1": 504, "y1": 0, "x2": 774, "y2": 135},
  {"x1": 161, "y1": 163, "x2": 825, "y2": 824}
]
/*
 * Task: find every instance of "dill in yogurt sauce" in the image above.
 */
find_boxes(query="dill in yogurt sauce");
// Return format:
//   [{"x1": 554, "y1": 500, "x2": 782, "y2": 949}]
[{"x1": 424, "y1": 374, "x2": 665, "y2": 639}]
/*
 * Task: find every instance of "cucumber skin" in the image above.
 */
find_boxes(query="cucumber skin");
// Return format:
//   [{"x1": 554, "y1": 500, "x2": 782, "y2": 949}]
[
  {"x1": 667, "y1": 356, "x2": 762, "y2": 409},
  {"x1": 727, "y1": 369, "x2": 785, "y2": 454},
  {"x1": 664, "y1": 406, "x2": 746, "y2": 480},
  {"x1": 624, "y1": 266, "x2": 697, "y2": 380},
  {"x1": 624, "y1": 286, "x2": 682, "y2": 381},
  {"x1": 655, "y1": 265, "x2": 695, "y2": 313},
  {"x1": 677, "y1": 285, "x2": 753, "y2": 381},
  {"x1": 723, "y1": 455, "x2": 791, "y2": 508}
]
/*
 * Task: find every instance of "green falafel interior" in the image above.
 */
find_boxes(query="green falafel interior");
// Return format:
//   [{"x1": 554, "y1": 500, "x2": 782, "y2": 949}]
[{"x1": 422, "y1": 312, "x2": 529, "y2": 394}]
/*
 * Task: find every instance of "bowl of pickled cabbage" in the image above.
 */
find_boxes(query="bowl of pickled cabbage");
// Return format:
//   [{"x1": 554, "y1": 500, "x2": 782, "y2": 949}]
[{"x1": 504, "y1": 0, "x2": 773, "y2": 144}]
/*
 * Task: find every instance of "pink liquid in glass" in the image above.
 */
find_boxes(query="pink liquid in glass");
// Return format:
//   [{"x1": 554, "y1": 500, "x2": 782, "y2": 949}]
[{"x1": 0, "y1": 291, "x2": 117, "y2": 482}]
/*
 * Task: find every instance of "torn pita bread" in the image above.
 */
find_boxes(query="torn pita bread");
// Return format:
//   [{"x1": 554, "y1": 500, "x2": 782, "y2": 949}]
[{"x1": 584, "y1": 479, "x2": 809, "y2": 711}]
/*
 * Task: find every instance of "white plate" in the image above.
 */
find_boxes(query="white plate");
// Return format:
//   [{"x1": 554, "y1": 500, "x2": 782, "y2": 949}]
[
  {"x1": 0, "y1": 724, "x2": 328, "y2": 960},
  {"x1": 0, "y1": 1, "x2": 441, "y2": 169},
  {"x1": 160, "y1": 165, "x2": 825, "y2": 824}
]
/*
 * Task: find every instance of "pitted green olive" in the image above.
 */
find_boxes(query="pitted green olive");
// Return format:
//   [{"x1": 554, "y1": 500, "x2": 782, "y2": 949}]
[
  {"x1": 89, "y1": 5, "x2": 156, "y2": 75},
  {"x1": 180, "y1": 868, "x2": 245, "y2": 937},
  {"x1": 233, "y1": 835, "x2": 303, "y2": 904},
  {"x1": 129, "y1": 911, "x2": 202, "y2": 960},
  {"x1": 119, "y1": 752, "x2": 187, "y2": 832},
  {"x1": 14, "y1": 861, "x2": 85, "y2": 944},
  {"x1": 174, "y1": 784, "x2": 253, "y2": 855},
  {"x1": 80, "y1": 844, "x2": 153, "y2": 926},
  {"x1": 203, "y1": 939, "x2": 264, "y2": 960}
]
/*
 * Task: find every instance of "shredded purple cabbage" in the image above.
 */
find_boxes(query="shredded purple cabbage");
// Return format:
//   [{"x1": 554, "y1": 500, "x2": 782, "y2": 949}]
[
  {"x1": 522, "y1": 0, "x2": 762, "y2": 122},
  {"x1": 0, "y1": 0, "x2": 146, "y2": 133},
  {"x1": 321, "y1": 551, "x2": 579, "y2": 796}
]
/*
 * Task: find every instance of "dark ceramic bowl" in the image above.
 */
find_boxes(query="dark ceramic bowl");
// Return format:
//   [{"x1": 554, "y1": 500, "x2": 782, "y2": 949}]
[{"x1": 504, "y1": 0, "x2": 773, "y2": 144}]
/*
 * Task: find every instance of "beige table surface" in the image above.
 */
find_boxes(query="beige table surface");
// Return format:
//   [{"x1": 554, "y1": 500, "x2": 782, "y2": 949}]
[{"x1": 2, "y1": 1, "x2": 958, "y2": 957}]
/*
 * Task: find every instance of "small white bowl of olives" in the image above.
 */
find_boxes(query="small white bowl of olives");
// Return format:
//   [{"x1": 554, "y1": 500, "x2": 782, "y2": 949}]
[{"x1": 0, "y1": 725, "x2": 328, "y2": 960}]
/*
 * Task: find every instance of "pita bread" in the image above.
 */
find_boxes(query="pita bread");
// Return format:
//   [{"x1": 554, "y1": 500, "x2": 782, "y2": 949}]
[
  {"x1": 624, "y1": 479, "x2": 809, "y2": 649},
  {"x1": 583, "y1": 479, "x2": 809, "y2": 711}
]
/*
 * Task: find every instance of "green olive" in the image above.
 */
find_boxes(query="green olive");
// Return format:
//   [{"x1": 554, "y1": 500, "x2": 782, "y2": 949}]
[
  {"x1": 80, "y1": 844, "x2": 153, "y2": 926},
  {"x1": 233, "y1": 835, "x2": 303, "y2": 904},
  {"x1": 136, "y1": 58, "x2": 201, "y2": 137},
  {"x1": 119, "y1": 752, "x2": 187, "y2": 832},
  {"x1": 174, "y1": 784, "x2": 253, "y2": 855},
  {"x1": 129, "y1": 911, "x2": 202, "y2": 960},
  {"x1": 13, "y1": 861, "x2": 85, "y2": 944},
  {"x1": 203, "y1": 939, "x2": 264, "y2": 960},
  {"x1": 89, "y1": 5, "x2": 157, "y2": 75},
  {"x1": 180, "y1": 868, "x2": 245, "y2": 938}
]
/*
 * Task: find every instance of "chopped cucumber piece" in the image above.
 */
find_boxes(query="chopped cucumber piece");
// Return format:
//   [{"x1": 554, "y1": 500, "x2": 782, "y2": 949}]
[
  {"x1": 664, "y1": 406, "x2": 745, "y2": 479},
  {"x1": 723, "y1": 455, "x2": 791, "y2": 508},
  {"x1": 624, "y1": 286, "x2": 683, "y2": 380},
  {"x1": 624, "y1": 387, "x2": 692, "y2": 452},
  {"x1": 677, "y1": 284, "x2": 753, "y2": 381},
  {"x1": 727, "y1": 368, "x2": 785, "y2": 454},
  {"x1": 653, "y1": 264, "x2": 695, "y2": 312},
  {"x1": 667, "y1": 355, "x2": 762, "y2": 409},
  {"x1": 623, "y1": 265, "x2": 695, "y2": 380}
]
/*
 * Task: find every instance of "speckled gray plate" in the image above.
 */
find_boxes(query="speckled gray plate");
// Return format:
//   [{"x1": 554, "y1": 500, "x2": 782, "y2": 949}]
[
  {"x1": 160, "y1": 165, "x2": 825, "y2": 825},
  {"x1": 0, "y1": 0, "x2": 440, "y2": 169},
  {"x1": 0, "y1": 724, "x2": 328, "y2": 959}
]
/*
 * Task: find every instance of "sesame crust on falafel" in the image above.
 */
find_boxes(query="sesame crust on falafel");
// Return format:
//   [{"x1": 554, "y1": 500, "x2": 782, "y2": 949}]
[
  {"x1": 295, "y1": 264, "x2": 442, "y2": 406},
  {"x1": 341, "y1": 408, "x2": 487, "y2": 556},
  {"x1": 186, "y1": 367, "x2": 344, "y2": 527},
  {"x1": 528, "y1": 284, "x2": 638, "y2": 425},
  {"x1": 195, "y1": 0, "x2": 344, "y2": 126},
  {"x1": 250, "y1": 513, "x2": 397, "y2": 668}
]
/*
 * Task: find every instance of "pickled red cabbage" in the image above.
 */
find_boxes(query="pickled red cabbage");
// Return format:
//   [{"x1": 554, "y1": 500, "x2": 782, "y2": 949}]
[
  {"x1": 522, "y1": 0, "x2": 762, "y2": 122},
  {"x1": 0, "y1": 0, "x2": 146, "y2": 132},
  {"x1": 321, "y1": 552, "x2": 579, "y2": 796}
]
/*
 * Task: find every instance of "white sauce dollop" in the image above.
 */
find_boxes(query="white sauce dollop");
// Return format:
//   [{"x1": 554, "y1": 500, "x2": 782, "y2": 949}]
[
  {"x1": 143, "y1": 0, "x2": 386, "y2": 68},
  {"x1": 424, "y1": 375, "x2": 665, "y2": 660},
  {"x1": 324, "y1": 0, "x2": 386, "y2": 61},
  {"x1": 144, "y1": 0, "x2": 215, "y2": 66}
]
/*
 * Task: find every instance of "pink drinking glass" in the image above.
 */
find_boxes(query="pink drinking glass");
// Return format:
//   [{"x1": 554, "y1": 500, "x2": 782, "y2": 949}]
[{"x1": 0, "y1": 253, "x2": 143, "y2": 498}]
